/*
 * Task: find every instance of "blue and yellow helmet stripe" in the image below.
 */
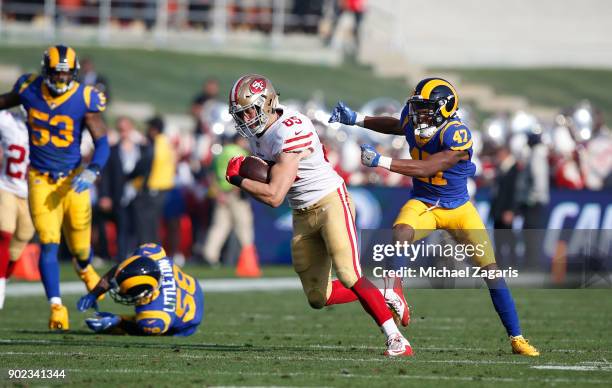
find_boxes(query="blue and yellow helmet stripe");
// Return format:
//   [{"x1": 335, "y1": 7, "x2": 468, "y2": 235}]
[
  {"x1": 41, "y1": 44, "x2": 80, "y2": 95},
  {"x1": 44, "y1": 45, "x2": 79, "y2": 72},
  {"x1": 412, "y1": 77, "x2": 459, "y2": 120},
  {"x1": 111, "y1": 255, "x2": 162, "y2": 305}
]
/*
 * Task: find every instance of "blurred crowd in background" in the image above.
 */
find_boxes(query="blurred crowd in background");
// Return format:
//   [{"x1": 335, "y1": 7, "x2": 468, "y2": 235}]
[
  {"x1": 69, "y1": 60, "x2": 612, "y2": 266},
  {"x1": 2, "y1": 0, "x2": 364, "y2": 37}
]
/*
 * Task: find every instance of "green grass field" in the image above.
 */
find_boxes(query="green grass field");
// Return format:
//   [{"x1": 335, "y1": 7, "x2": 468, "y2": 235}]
[
  {"x1": 0, "y1": 45, "x2": 408, "y2": 114},
  {"x1": 1, "y1": 282, "x2": 611, "y2": 387},
  {"x1": 437, "y1": 67, "x2": 612, "y2": 124},
  {"x1": 2, "y1": 45, "x2": 611, "y2": 124}
]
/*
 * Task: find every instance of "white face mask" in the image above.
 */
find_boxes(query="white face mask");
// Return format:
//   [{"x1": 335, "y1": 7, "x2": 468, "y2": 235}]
[{"x1": 415, "y1": 123, "x2": 438, "y2": 138}]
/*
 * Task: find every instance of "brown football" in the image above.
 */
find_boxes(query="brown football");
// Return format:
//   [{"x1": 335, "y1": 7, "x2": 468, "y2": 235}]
[{"x1": 239, "y1": 156, "x2": 271, "y2": 183}]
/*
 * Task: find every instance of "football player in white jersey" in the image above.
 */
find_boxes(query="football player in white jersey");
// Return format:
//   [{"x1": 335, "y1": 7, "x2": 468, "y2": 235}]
[
  {"x1": 225, "y1": 74, "x2": 412, "y2": 356},
  {"x1": 0, "y1": 110, "x2": 35, "y2": 309}
]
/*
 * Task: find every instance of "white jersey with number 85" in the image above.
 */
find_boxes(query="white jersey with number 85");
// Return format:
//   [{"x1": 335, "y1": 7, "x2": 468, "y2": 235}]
[{"x1": 247, "y1": 108, "x2": 344, "y2": 209}]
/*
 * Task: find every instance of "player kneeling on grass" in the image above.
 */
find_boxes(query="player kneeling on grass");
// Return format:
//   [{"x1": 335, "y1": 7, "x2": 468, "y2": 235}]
[
  {"x1": 76, "y1": 243, "x2": 204, "y2": 336},
  {"x1": 225, "y1": 74, "x2": 412, "y2": 356}
]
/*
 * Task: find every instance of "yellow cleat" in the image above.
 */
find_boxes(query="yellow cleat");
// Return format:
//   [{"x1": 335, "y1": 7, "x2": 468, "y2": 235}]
[
  {"x1": 511, "y1": 335, "x2": 540, "y2": 356},
  {"x1": 49, "y1": 304, "x2": 69, "y2": 331},
  {"x1": 75, "y1": 262, "x2": 104, "y2": 301}
]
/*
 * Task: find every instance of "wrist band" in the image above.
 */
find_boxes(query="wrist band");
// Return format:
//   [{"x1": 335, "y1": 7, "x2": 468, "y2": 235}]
[
  {"x1": 378, "y1": 155, "x2": 392, "y2": 170},
  {"x1": 229, "y1": 175, "x2": 244, "y2": 187},
  {"x1": 355, "y1": 112, "x2": 366, "y2": 127}
]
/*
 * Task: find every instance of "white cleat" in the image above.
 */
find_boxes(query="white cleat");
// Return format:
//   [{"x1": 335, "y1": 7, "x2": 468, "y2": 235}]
[
  {"x1": 384, "y1": 333, "x2": 414, "y2": 357},
  {"x1": 381, "y1": 277, "x2": 410, "y2": 327}
]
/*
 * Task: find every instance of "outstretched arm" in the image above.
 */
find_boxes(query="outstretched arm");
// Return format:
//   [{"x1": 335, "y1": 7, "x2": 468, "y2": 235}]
[
  {"x1": 360, "y1": 144, "x2": 468, "y2": 178},
  {"x1": 0, "y1": 92, "x2": 20, "y2": 110},
  {"x1": 228, "y1": 150, "x2": 310, "y2": 208},
  {"x1": 329, "y1": 101, "x2": 404, "y2": 135},
  {"x1": 389, "y1": 150, "x2": 469, "y2": 178},
  {"x1": 362, "y1": 116, "x2": 404, "y2": 135}
]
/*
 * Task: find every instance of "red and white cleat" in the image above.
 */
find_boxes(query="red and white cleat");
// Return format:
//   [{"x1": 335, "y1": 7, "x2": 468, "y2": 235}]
[
  {"x1": 384, "y1": 333, "x2": 414, "y2": 357},
  {"x1": 382, "y1": 277, "x2": 410, "y2": 327}
]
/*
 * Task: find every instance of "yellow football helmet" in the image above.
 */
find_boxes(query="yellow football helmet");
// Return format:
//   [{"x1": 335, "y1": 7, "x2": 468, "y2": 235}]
[
  {"x1": 41, "y1": 45, "x2": 80, "y2": 95},
  {"x1": 229, "y1": 74, "x2": 279, "y2": 137},
  {"x1": 109, "y1": 255, "x2": 161, "y2": 305},
  {"x1": 408, "y1": 77, "x2": 459, "y2": 138}
]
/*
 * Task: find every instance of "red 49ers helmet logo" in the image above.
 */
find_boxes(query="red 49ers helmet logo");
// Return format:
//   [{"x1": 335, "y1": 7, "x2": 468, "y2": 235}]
[{"x1": 249, "y1": 78, "x2": 266, "y2": 94}]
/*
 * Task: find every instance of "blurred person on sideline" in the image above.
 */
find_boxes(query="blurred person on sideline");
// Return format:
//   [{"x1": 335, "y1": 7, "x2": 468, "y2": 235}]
[
  {"x1": 490, "y1": 144, "x2": 519, "y2": 268},
  {"x1": 202, "y1": 134, "x2": 259, "y2": 275},
  {"x1": 325, "y1": 0, "x2": 366, "y2": 54},
  {"x1": 290, "y1": 0, "x2": 324, "y2": 34},
  {"x1": 124, "y1": 116, "x2": 176, "y2": 248},
  {"x1": 163, "y1": 138, "x2": 194, "y2": 266},
  {"x1": 79, "y1": 57, "x2": 111, "y2": 104},
  {"x1": 99, "y1": 116, "x2": 143, "y2": 261},
  {"x1": 190, "y1": 78, "x2": 221, "y2": 172},
  {"x1": 515, "y1": 128, "x2": 549, "y2": 271},
  {"x1": 581, "y1": 108, "x2": 612, "y2": 190},
  {"x1": 550, "y1": 120, "x2": 585, "y2": 190},
  {"x1": 191, "y1": 77, "x2": 219, "y2": 133}
]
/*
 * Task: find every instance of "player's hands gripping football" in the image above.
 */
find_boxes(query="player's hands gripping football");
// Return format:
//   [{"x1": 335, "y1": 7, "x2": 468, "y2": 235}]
[
  {"x1": 226, "y1": 155, "x2": 246, "y2": 187},
  {"x1": 329, "y1": 101, "x2": 357, "y2": 125},
  {"x1": 72, "y1": 167, "x2": 98, "y2": 193},
  {"x1": 360, "y1": 144, "x2": 381, "y2": 167}
]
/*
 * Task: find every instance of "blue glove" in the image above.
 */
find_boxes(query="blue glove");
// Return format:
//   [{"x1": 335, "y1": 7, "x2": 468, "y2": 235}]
[
  {"x1": 85, "y1": 312, "x2": 121, "y2": 333},
  {"x1": 360, "y1": 144, "x2": 381, "y2": 167},
  {"x1": 77, "y1": 293, "x2": 98, "y2": 312},
  {"x1": 72, "y1": 167, "x2": 99, "y2": 193},
  {"x1": 328, "y1": 101, "x2": 357, "y2": 125}
]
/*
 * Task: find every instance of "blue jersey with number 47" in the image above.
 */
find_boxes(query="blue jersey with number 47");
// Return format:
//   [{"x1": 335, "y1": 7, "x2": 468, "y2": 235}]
[
  {"x1": 399, "y1": 105, "x2": 476, "y2": 209},
  {"x1": 12, "y1": 73, "x2": 106, "y2": 174}
]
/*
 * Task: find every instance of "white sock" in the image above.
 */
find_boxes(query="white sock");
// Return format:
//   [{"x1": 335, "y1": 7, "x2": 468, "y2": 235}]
[
  {"x1": 381, "y1": 318, "x2": 401, "y2": 338},
  {"x1": 0, "y1": 278, "x2": 6, "y2": 309},
  {"x1": 380, "y1": 277, "x2": 393, "y2": 298},
  {"x1": 378, "y1": 288, "x2": 387, "y2": 299},
  {"x1": 50, "y1": 297, "x2": 62, "y2": 306}
]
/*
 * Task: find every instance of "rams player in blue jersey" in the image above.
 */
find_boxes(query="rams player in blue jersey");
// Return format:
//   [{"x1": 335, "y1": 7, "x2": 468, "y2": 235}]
[
  {"x1": 330, "y1": 78, "x2": 539, "y2": 356},
  {"x1": 0, "y1": 45, "x2": 110, "y2": 330},
  {"x1": 76, "y1": 243, "x2": 204, "y2": 336}
]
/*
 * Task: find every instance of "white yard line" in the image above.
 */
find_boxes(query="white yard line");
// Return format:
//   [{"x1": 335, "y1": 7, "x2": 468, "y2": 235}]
[
  {"x1": 4, "y1": 351, "x2": 612, "y2": 384},
  {"x1": 0, "y1": 350, "x2": 531, "y2": 365},
  {"x1": 5, "y1": 278, "x2": 303, "y2": 297},
  {"x1": 532, "y1": 365, "x2": 612, "y2": 372},
  {"x1": 0, "y1": 338, "x2": 608, "y2": 354},
  {"x1": 50, "y1": 368, "x2": 612, "y2": 384}
]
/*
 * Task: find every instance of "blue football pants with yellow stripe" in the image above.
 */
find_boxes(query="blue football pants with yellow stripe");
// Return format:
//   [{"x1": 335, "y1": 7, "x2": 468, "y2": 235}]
[{"x1": 28, "y1": 168, "x2": 92, "y2": 299}]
